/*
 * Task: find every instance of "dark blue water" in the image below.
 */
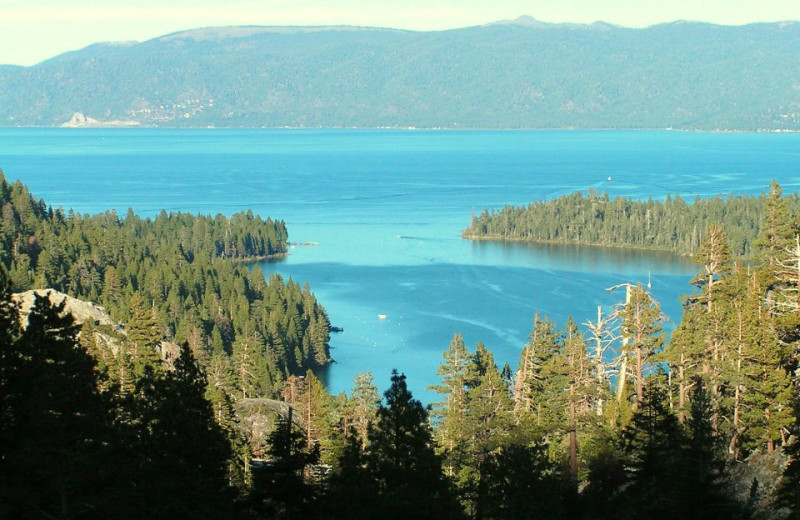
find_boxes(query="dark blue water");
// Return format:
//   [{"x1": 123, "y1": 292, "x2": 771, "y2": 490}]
[{"x1": 1, "y1": 128, "x2": 797, "y2": 400}]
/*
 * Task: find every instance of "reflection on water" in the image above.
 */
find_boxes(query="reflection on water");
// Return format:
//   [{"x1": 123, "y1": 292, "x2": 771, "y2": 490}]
[
  {"x1": 268, "y1": 240, "x2": 697, "y2": 402},
  {"x1": 470, "y1": 240, "x2": 695, "y2": 276}
]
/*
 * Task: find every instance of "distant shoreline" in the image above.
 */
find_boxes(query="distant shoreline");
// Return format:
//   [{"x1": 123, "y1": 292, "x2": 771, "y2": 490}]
[
  {"x1": 1, "y1": 125, "x2": 798, "y2": 133},
  {"x1": 462, "y1": 234, "x2": 690, "y2": 256}
]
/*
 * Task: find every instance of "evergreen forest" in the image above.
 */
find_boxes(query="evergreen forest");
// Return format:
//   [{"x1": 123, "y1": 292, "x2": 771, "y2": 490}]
[
  {"x1": 2, "y1": 175, "x2": 800, "y2": 519},
  {"x1": 464, "y1": 185, "x2": 800, "y2": 257}
]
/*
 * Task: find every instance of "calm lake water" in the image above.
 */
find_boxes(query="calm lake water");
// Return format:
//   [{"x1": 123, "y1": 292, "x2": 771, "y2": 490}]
[{"x1": 1, "y1": 129, "x2": 798, "y2": 401}]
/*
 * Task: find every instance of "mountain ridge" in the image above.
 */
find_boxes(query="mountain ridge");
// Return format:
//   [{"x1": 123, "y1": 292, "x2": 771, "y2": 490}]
[{"x1": 1, "y1": 20, "x2": 799, "y2": 130}]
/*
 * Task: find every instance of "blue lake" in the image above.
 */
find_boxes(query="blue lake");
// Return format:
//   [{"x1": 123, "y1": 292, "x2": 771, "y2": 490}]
[{"x1": 1, "y1": 128, "x2": 798, "y2": 401}]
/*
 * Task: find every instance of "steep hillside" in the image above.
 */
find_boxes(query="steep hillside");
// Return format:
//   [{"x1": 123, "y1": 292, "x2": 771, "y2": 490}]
[{"x1": 1, "y1": 19, "x2": 799, "y2": 129}]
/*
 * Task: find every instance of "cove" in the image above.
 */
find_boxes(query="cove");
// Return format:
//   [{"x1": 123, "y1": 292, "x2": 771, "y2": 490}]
[{"x1": 1, "y1": 128, "x2": 797, "y2": 400}]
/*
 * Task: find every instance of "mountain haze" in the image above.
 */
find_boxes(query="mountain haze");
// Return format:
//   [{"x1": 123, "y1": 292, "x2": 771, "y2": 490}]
[{"x1": 1, "y1": 18, "x2": 799, "y2": 129}]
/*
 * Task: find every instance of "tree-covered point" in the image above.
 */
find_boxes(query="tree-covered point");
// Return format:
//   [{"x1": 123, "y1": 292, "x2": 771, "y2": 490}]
[
  {"x1": 0, "y1": 170, "x2": 330, "y2": 391},
  {"x1": 463, "y1": 184, "x2": 800, "y2": 257}
]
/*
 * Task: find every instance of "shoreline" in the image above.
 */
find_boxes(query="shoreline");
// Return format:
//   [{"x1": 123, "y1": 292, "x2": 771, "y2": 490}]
[
  {"x1": 229, "y1": 252, "x2": 289, "y2": 264},
  {"x1": 461, "y1": 233, "x2": 692, "y2": 256},
  {"x1": 1, "y1": 125, "x2": 798, "y2": 134}
]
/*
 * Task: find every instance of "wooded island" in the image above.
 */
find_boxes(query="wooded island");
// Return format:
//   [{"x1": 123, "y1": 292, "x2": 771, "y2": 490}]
[{"x1": 463, "y1": 185, "x2": 800, "y2": 257}]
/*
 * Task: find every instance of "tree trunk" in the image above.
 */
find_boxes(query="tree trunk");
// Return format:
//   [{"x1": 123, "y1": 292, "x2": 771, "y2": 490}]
[
  {"x1": 569, "y1": 384, "x2": 578, "y2": 481},
  {"x1": 636, "y1": 346, "x2": 643, "y2": 403},
  {"x1": 616, "y1": 355, "x2": 627, "y2": 403},
  {"x1": 594, "y1": 306, "x2": 604, "y2": 417},
  {"x1": 678, "y1": 358, "x2": 686, "y2": 423}
]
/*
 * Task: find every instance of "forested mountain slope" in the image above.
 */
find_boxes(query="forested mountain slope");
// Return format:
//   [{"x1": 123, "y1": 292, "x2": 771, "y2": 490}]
[{"x1": 1, "y1": 19, "x2": 799, "y2": 129}]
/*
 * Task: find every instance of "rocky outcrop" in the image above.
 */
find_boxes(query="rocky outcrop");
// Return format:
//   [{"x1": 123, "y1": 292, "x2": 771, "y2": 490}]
[
  {"x1": 13, "y1": 289, "x2": 116, "y2": 328},
  {"x1": 11, "y1": 289, "x2": 178, "y2": 364},
  {"x1": 60, "y1": 111, "x2": 101, "y2": 127},
  {"x1": 60, "y1": 111, "x2": 140, "y2": 128},
  {"x1": 729, "y1": 450, "x2": 792, "y2": 520}
]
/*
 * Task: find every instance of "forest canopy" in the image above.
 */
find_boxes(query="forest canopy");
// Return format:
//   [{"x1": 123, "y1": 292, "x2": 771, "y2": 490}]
[
  {"x1": 0, "y1": 169, "x2": 331, "y2": 388},
  {"x1": 463, "y1": 186, "x2": 800, "y2": 257},
  {"x1": 2, "y1": 173, "x2": 799, "y2": 519}
]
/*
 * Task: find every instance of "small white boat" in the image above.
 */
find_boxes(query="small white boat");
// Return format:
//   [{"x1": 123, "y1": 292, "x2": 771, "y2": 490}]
[{"x1": 378, "y1": 314, "x2": 387, "y2": 320}]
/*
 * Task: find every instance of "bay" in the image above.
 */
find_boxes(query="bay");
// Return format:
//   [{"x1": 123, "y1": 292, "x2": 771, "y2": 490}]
[{"x1": 1, "y1": 128, "x2": 797, "y2": 401}]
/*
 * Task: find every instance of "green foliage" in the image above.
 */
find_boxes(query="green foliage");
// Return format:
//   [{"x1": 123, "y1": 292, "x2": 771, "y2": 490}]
[
  {"x1": 775, "y1": 389, "x2": 800, "y2": 519},
  {"x1": 250, "y1": 413, "x2": 320, "y2": 518},
  {"x1": 324, "y1": 429, "x2": 378, "y2": 519},
  {"x1": 0, "y1": 289, "x2": 238, "y2": 518},
  {"x1": 0, "y1": 172, "x2": 330, "y2": 398},
  {"x1": 465, "y1": 189, "x2": 799, "y2": 257},
  {"x1": 366, "y1": 370, "x2": 461, "y2": 520},
  {"x1": 118, "y1": 344, "x2": 237, "y2": 517},
  {"x1": 0, "y1": 266, "x2": 20, "y2": 450},
  {"x1": 755, "y1": 180, "x2": 796, "y2": 268},
  {"x1": 738, "y1": 276, "x2": 796, "y2": 454},
  {"x1": 341, "y1": 371, "x2": 380, "y2": 445},
  {"x1": 328, "y1": 371, "x2": 462, "y2": 519},
  {"x1": 513, "y1": 313, "x2": 562, "y2": 428},
  {"x1": 430, "y1": 333, "x2": 472, "y2": 458},
  {"x1": 0, "y1": 292, "x2": 110, "y2": 518},
  {"x1": 479, "y1": 442, "x2": 566, "y2": 520},
  {"x1": 614, "y1": 376, "x2": 739, "y2": 520},
  {"x1": 619, "y1": 284, "x2": 666, "y2": 403}
]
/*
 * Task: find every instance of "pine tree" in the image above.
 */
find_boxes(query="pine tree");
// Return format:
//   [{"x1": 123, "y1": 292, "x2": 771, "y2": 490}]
[
  {"x1": 251, "y1": 411, "x2": 320, "y2": 518},
  {"x1": 740, "y1": 277, "x2": 795, "y2": 453},
  {"x1": 429, "y1": 333, "x2": 472, "y2": 469},
  {"x1": 692, "y1": 223, "x2": 732, "y2": 313},
  {"x1": 668, "y1": 224, "x2": 732, "y2": 423},
  {"x1": 344, "y1": 371, "x2": 380, "y2": 445},
  {"x1": 466, "y1": 341, "x2": 495, "y2": 388},
  {"x1": 205, "y1": 351, "x2": 237, "y2": 428},
  {"x1": 479, "y1": 442, "x2": 565, "y2": 520},
  {"x1": 717, "y1": 264, "x2": 752, "y2": 456},
  {"x1": 619, "y1": 375, "x2": 685, "y2": 518},
  {"x1": 465, "y1": 351, "x2": 514, "y2": 452},
  {"x1": 126, "y1": 291, "x2": 164, "y2": 378},
  {"x1": 562, "y1": 317, "x2": 597, "y2": 482},
  {"x1": 123, "y1": 343, "x2": 234, "y2": 518},
  {"x1": 618, "y1": 285, "x2": 666, "y2": 404},
  {"x1": 513, "y1": 313, "x2": 561, "y2": 426},
  {"x1": 365, "y1": 370, "x2": 460, "y2": 520},
  {"x1": 325, "y1": 428, "x2": 379, "y2": 519},
  {"x1": 775, "y1": 390, "x2": 800, "y2": 519},
  {"x1": 462, "y1": 358, "x2": 515, "y2": 517},
  {"x1": 2, "y1": 292, "x2": 111, "y2": 518},
  {"x1": 298, "y1": 369, "x2": 340, "y2": 465},
  {"x1": 583, "y1": 305, "x2": 617, "y2": 421},
  {"x1": 755, "y1": 180, "x2": 795, "y2": 273},
  {"x1": 0, "y1": 267, "x2": 21, "y2": 513},
  {"x1": 672, "y1": 377, "x2": 739, "y2": 520},
  {"x1": 232, "y1": 330, "x2": 266, "y2": 399}
]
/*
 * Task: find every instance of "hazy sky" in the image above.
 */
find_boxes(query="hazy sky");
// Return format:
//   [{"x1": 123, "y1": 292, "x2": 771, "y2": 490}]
[{"x1": 2, "y1": 0, "x2": 799, "y2": 66}]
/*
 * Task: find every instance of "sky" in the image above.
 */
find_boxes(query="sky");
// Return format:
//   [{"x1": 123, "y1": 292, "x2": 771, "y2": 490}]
[{"x1": 1, "y1": 0, "x2": 799, "y2": 66}]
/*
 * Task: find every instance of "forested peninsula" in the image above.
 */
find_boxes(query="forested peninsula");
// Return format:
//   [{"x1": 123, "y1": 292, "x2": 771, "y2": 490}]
[
  {"x1": 463, "y1": 183, "x2": 800, "y2": 257},
  {"x1": 2, "y1": 174, "x2": 799, "y2": 519},
  {"x1": 0, "y1": 170, "x2": 331, "y2": 384}
]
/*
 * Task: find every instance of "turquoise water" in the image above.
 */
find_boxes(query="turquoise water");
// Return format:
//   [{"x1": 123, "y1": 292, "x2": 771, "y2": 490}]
[{"x1": 1, "y1": 128, "x2": 798, "y2": 400}]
